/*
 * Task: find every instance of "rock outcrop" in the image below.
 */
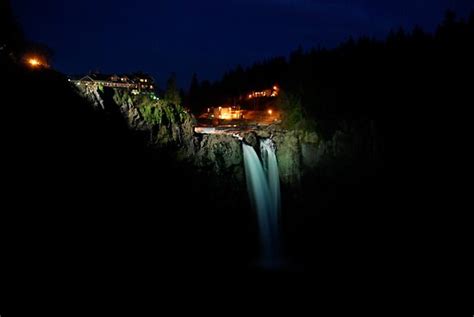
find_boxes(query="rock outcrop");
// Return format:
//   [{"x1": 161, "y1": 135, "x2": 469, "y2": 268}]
[
  {"x1": 74, "y1": 84, "x2": 377, "y2": 193},
  {"x1": 77, "y1": 85, "x2": 194, "y2": 146},
  {"x1": 191, "y1": 134, "x2": 244, "y2": 181},
  {"x1": 270, "y1": 129, "x2": 320, "y2": 186},
  {"x1": 76, "y1": 84, "x2": 105, "y2": 110}
]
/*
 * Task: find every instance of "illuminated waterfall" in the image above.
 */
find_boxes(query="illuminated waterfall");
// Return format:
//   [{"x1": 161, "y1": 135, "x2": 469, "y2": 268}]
[
  {"x1": 261, "y1": 139, "x2": 281, "y2": 220},
  {"x1": 243, "y1": 139, "x2": 281, "y2": 267}
]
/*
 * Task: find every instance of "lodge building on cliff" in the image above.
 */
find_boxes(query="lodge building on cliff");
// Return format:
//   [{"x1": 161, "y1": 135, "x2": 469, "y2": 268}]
[{"x1": 69, "y1": 72, "x2": 155, "y2": 94}]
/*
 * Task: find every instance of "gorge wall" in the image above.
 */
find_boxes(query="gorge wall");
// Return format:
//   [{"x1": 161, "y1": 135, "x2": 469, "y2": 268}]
[{"x1": 76, "y1": 84, "x2": 379, "y2": 192}]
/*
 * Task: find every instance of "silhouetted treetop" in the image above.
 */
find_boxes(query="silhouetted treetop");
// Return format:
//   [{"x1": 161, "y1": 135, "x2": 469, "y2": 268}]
[
  {"x1": 0, "y1": 0, "x2": 25, "y2": 54},
  {"x1": 186, "y1": 10, "x2": 473, "y2": 138}
]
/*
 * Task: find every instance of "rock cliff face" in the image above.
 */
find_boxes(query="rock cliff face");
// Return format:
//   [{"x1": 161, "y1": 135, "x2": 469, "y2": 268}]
[
  {"x1": 76, "y1": 84, "x2": 378, "y2": 193},
  {"x1": 76, "y1": 85, "x2": 245, "y2": 182},
  {"x1": 272, "y1": 131, "x2": 306, "y2": 186},
  {"x1": 270, "y1": 123, "x2": 379, "y2": 187},
  {"x1": 76, "y1": 85, "x2": 194, "y2": 147},
  {"x1": 191, "y1": 134, "x2": 244, "y2": 181}
]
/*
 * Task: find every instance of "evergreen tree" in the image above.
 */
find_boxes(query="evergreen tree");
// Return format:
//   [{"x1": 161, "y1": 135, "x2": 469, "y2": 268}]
[
  {"x1": 188, "y1": 73, "x2": 200, "y2": 111},
  {"x1": 0, "y1": 0, "x2": 25, "y2": 55},
  {"x1": 165, "y1": 73, "x2": 181, "y2": 106}
]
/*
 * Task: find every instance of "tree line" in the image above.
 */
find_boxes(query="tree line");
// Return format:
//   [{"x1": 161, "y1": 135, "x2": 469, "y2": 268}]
[{"x1": 185, "y1": 10, "x2": 474, "y2": 137}]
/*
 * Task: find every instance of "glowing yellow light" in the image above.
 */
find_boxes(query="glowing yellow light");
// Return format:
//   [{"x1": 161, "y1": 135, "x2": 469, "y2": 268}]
[
  {"x1": 28, "y1": 58, "x2": 40, "y2": 67},
  {"x1": 268, "y1": 109, "x2": 273, "y2": 115},
  {"x1": 273, "y1": 86, "x2": 278, "y2": 90}
]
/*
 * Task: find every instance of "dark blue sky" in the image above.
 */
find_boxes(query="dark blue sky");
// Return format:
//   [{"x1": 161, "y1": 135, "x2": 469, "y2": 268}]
[{"x1": 12, "y1": 0, "x2": 474, "y2": 88}]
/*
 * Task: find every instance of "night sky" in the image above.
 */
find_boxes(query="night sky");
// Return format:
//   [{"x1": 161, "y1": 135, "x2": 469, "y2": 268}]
[{"x1": 12, "y1": 0, "x2": 474, "y2": 88}]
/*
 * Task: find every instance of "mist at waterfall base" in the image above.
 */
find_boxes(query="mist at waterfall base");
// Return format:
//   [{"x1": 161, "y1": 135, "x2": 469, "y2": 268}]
[{"x1": 243, "y1": 139, "x2": 282, "y2": 270}]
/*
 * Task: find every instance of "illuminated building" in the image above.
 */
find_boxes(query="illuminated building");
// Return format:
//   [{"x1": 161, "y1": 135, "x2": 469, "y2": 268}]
[
  {"x1": 247, "y1": 85, "x2": 279, "y2": 100},
  {"x1": 206, "y1": 106, "x2": 243, "y2": 120},
  {"x1": 69, "y1": 73, "x2": 155, "y2": 93}
]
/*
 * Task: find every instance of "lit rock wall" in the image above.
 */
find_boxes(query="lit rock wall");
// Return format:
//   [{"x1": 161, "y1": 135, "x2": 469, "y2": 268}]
[{"x1": 272, "y1": 130, "x2": 320, "y2": 187}]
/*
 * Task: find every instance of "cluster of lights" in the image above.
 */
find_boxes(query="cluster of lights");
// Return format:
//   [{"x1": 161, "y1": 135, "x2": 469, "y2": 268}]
[
  {"x1": 28, "y1": 58, "x2": 40, "y2": 67},
  {"x1": 70, "y1": 73, "x2": 155, "y2": 94},
  {"x1": 248, "y1": 91, "x2": 268, "y2": 98},
  {"x1": 247, "y1": 85, "x2": 279, "y2": 100},
  {"x1": 208, "y1": 106, "x2": 242, "y2": 120},
  {"x1": 219, "y1": 107, "x2": 242, "y2": 120},
  {"x1": 25, "y1": 55, "x2": 48, "y2": 69}
]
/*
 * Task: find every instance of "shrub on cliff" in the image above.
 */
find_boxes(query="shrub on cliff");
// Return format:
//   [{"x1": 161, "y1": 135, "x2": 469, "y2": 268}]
[
  {"x1": 140, "y1": 101, "x2": 163, "y2": 126},
  {"x1": 112, "y1": 89, "x2": 132, "y2": 106},
  {"x1": 138, "y1": 97, "x2": 188, "y2": 127}
]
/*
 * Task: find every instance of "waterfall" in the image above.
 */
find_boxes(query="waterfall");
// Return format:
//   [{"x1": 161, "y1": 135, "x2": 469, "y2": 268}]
[
  {"x1": 261, "y1": 139, "x2": 281, "y2": 219},
  {"x1": 243, "y1": 138, "x2": 281, "y2": 268}
]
